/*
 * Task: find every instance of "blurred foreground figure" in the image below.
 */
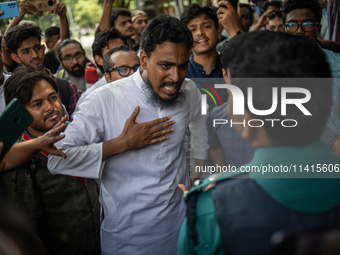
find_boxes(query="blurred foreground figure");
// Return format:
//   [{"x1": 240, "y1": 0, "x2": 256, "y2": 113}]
[{"x1": 178, "y1": 31, "x2": 340, "y2": 255}]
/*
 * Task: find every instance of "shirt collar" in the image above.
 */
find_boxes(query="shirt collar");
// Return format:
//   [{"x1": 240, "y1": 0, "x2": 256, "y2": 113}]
[{"x1": 189, "y1": 53, "x2": 222, "y2": 74}]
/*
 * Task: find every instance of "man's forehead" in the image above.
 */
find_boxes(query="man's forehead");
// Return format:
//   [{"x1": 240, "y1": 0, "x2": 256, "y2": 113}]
[
  {"x1": 187, "y1": 14, "x2": 214, "y2": 26},
  {"x1": 150, "y1": 41, "x2": 189, "y2": 63},
  {"x1": 111, "y1": 51, "x2": 139, "y2": 64},
  {"x1": 116, "y1": 15, "x2": 131, "y2": 23},
  {"x1": 30, "y1": 80, "x2": 56, "y2": 101},
  {"x1": 286, "y1": 8, "x2": 317, "y2": 22},
  {"x1": 135, "y1": 15, "x2": 148, "y2": 22},
  {"x1": 61, "y1": 43, "x2": 82, "y2": 55},
  {"x1": 18, "y1": 37, "x2": 40, "y2": 49}
]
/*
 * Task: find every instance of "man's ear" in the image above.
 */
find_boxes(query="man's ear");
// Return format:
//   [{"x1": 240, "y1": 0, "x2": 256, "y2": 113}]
[
  {"x1": 223, "y1": 68, "x2": 232, "y2": 84},
  {"x1": 222, "y1": 68, "x2": 228, "y2": 79},
  {"x1": 94, "y1": 55, "x2": 104, "y2": 66},
  {"x1": 42, "y1": 44, "x2": 46, "y2": 51},
  {"x1": 317, "y1": 24, "x2": 322, "y2": 33},
  {"x1": 140, "y1": 50, "x2": 148, "y2": 70},
  {"x1": 104, "y1": 72, "x2": 112, "y2": 83},
  {"x1": 239, "y1": 110, "x2": 257, "y2": 142},
  {"x1": 10, "y1": 53, "x2": 21, "y2": 64}
]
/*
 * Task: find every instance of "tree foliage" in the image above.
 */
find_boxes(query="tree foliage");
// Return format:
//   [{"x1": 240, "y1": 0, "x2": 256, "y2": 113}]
[{"x1": 73, "y1": 0, "x2": 103, "y2": 28}]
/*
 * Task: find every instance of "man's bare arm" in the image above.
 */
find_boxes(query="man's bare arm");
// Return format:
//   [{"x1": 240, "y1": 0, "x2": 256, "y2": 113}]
[
  {"x1": 98, "y1": 0, "x2": 115, "y2": 32},
  {"x1": 2, "y1": 116, "x2": 68, "y2": 172},
  {"x1": 102, "y1": 105, "x2": 175, "y2": 161},
  {"x1": 217, "y1": 0, "x2": 242, "y2": 38},
  {"x1": 53, "y1": 1, "x2": 70, "y2": 58}
]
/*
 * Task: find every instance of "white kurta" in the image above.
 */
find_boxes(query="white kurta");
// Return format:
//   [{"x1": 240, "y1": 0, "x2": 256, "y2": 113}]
[{"x1": 48, "y1": 69, "x2": 208, "y2": 255}]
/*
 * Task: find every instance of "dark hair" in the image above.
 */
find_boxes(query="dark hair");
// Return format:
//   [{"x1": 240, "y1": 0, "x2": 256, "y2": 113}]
[
  {"x1": 220, "y1": 31, "x2": 332, "y2": 146},
  {"x1": 5, "y1": 67, "x2": 59, "y2": 106},
  {"x1": 282, "y1": 0, "x2": 322, "y2": 24},
  {"x1": 92, "y1": 28, "x2": 127, "y2": 73},
  {"x1": 44, "y1": 26, "x2": 60, "y2": 42},
  {"x1": 141, "y1": 15, "x2": 194, "y2": 57},
  {"x1": 262, "y1": 0, "x2": 282, "y2": 13},
  {"x1": 57, "y1": 39, "x2": 85, "y2": 59},
  {"x1": 180, "y1": 4, "x2": 219, "y2": 28},
  {"x1": 5, "y1": 23, "x2": 42, "y2": 53},
  {"x1": 239, "y1": 3, "x2": 254, "y2": 24},
  {"x1": 103, "y1": 45, "x2": 136, "y2": 73},
  {"x1": 111, "y1": 8, "x2": 131, "y2": 28},
  {"x1": 268, "y1": 8, "x2": 283, "y2": 20}
]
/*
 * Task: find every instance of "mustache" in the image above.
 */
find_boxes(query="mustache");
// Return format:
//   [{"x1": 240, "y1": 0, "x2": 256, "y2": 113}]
[
  {"x1": 72, "y1": 64, "x2": 83, "y2": 70},
  {"x1": 31, "y1": 57, "x2": 43, "y2": 63},
  {"x1": 44, "y1": 110, "x2": 60, "y2": 121},
  {"x1": 161, "y1": 81, "x2": 182, "y2": 88}
]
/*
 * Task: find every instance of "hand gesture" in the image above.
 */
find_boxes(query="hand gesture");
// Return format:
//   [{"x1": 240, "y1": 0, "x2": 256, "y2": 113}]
[
  {"x1": 19, "y1": 0, "x2": 37, "y2": 17},
  {"x1": 120, "y1": 105, "x2": 175, "y2": 150},
  {"x1": 217, "y1": 0, "x2": 241, "y2": 37},
  {"x1": 33, "y1": 115, "x2": 68, "y2": 158},
  {"x1": 48, "y1": 1, "x2": 66, "y2": 17},
  {"x1": 0, "y1": 10, "x2": 4, "y2": 22}
]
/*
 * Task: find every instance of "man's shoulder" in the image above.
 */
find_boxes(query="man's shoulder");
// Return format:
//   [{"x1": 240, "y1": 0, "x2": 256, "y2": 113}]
[
  {"x1": 322, "y1": 47, "x2": 340, "y2": 62},
  {"x1": 208, "y1": 102, "x2": 228, "y2": 119}
]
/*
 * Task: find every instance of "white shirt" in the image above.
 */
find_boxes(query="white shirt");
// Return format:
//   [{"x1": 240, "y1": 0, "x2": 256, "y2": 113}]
[
  {"x1": 75, "y1": 76, "x2": 107, "y2": 110},
  {"x1": 48, "y1": 70, "x2": 208, "y2": 255},
  {"x1": 0, "y1": 74, "x2": 11, "y2": 115}
]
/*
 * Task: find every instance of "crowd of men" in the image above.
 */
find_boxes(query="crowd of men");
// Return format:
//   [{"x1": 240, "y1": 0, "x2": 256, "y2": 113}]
[{"x1": 0, "y1": 0, "x2": 340, "y2": 254}]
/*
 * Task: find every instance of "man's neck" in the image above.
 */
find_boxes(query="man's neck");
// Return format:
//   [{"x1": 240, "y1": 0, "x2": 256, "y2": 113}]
[
  {"x1": 27, "y1": 127, "x2": 45, "y2": 138},
  {"x1": 193, "y1": 50, "x2": 218, "y2": 75},
  {"x1": 126, "y1": 37, "x2": 135, "y2": 49},
  {"x1": 133, "y1": 34, "x2": 141, "y2": 43}
]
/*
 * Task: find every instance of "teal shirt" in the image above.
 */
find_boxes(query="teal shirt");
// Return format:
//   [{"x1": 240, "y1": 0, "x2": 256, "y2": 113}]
[
  {"x1": 178, "y1": 141, "x2": 340, "y2": 255},
  {"x1": 322, "y1": 48, "x2": 340, "y2": 132}
]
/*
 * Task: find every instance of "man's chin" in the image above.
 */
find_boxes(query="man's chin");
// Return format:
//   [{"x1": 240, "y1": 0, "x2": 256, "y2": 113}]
[{"x1": 69, "y1": 69, "x2": 85, "y2": 77}]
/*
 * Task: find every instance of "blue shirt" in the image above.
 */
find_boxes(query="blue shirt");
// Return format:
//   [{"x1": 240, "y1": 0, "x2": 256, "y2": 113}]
[{"x1": 186, "y1": 53, "x2": 223, "y2": 78}]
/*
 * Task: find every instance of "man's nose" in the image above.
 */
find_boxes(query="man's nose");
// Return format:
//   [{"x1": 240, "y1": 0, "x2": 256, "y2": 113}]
[
  {"x1": 295, "y1": 24, "x2": 305, "y2": 34},
  {"x1": 169, "y1": 67, "x2": 180, "y2": 82}
]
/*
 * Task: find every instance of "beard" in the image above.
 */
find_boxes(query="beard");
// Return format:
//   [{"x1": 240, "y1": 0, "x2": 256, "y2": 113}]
[
  {"x1": 143, "y1": 76, "x2": 187, "y2": 110},
  {"x1": 67, "y1": 64, "x2": 85, "y2": 77}
]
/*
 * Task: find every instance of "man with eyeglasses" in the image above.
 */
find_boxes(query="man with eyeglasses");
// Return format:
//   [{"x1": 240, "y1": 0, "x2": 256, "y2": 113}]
[
  {"x1": 103, "y1": 45, "x2": 139, "y2": 83},
  {"x1": 282, "y1": 0, "x2": 340, "y2": 133},
  {"x1": 57, "y1": 39, "x2": 97, "y2": 97}
]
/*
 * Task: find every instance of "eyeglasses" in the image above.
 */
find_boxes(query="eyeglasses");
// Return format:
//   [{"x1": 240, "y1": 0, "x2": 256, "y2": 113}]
[
  {"x1": 284, "y1": 22, "x2": 319, "y2": 33},
  {"x1": 61, "y1": 53, "x2": 85, "y2": 64},
  {"x1": 108, "y1": 65, "x2": 140, "y2": 77}
]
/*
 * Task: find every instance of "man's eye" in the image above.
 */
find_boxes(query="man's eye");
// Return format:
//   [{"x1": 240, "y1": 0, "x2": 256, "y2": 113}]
[
  {"x1": 33, "y1": 102, "x2": 41, "y2": 107},
  {"x1": 162, "y1": 64, "x2": 170, "y2": 69},
  {"x1": 190, "y1": 29, "x2": 196, "y2": 32}
]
